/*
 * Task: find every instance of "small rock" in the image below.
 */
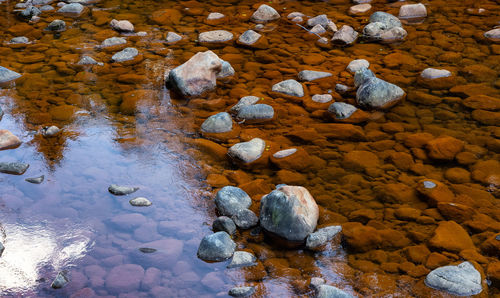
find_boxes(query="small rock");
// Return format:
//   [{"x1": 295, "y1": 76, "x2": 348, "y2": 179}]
[
  {"x1": 227, "y1": 251, "x2": 257, "y2": 268},
  {"x1": 237, "y1": 30, "x2": 262, "y2": 46},
  {"x1": 484, "y1": 28, "x2": 500, "y2": 42},
  {"x1": 312, "y1": 94, "x2": 332, "y2": 103},
  {"x1": 425, "y1": 262, "x2": 482, "y2": 296},
  {"x1": 41, "y1": 125, "x2": 60, "y2": 137},
  {"x1": 201, "y1": 112, "x2": 233, "y2": 133},
  {"x1": 0, "y1": 162, "x2": 29, "y2": 175},
  {"x1": 423, "y1": 180, "x2": 437, "y2": 189},
  {"x1": 349, "y1": 4, "x2": 371, "y2": 14},
  {"x1": 273, "y1": 148, "x2": 297, "y2": 158},
  {"x1": 0, "y1": 66, "x2": 22, "y2": 84},
  {"x1": 231, "y1": 209, "x2": 258, "y2": 229},
  {"x1": 310, "y1": 24, "x2": 326, "y2": 35},
  {"x1": 51, "y1": 271, "x2": 69, "y2": 289},
  {"x1": 199, "y1": 30, "x2": 233, "y2": 43},
  {"x1": 228, "y1": 138, "x2": 266, "y2": 164},
  {"x1": 9, "y1": 36, "x2": 29, "y2": 44},
  {"x1": 291, "y1": 16, "x2": 303, "y2": 23},
  {"x1": 272, "y1": 79, "x2": 304, "y2": 97},
  {"x1": 310, "y1": 277, "x2": 325, "y2": 291},
  {"x1": 0, "y1": 241, "x2": 4, "y2": 257},
  {"x1": 287, "y1": 12, "x2": 304, "y2": 19},
  {"x1": 316, "y1": 284, "x2": 353, "y2": 298},
  {"x1": 229, "y1": 286, "x2": 256, "y2": 297},
  {"x1": 307, "y1": 14, "x2": 329, "y2": 28},
  {"x1": 40, "y1": 5, "x2": 54, "y2": 11},
  {"x1": 399, "y1": 3, "x2": 427, "y2": 21},
  {"x1": 20, "y1": 6, "x2": 41, "y2": 19},
  {"x1": 335, "y1": 84, "x2": 351, "y2": 94},
  {"x1": 369, "y1": 11, "x2": 402, "y2": 29},
  {"x1": 166, "y1": 32, "x2": 182, "y2": 43},
  {"x1": 326, "y1": 21, "x2": 338, "y2": 32},
  {"x1": 129, "y1": 197, "x2": 152, "y2": 207},
  {"x1": 197, "y1": 231, "x2": 236, "y2": 261},
  {"x1": 0, "y1": 130, "x2": 21, "y2": 150},
  {"x1": 347, "y1": 59, "x2": 370, "y2": 73},
  {"x1": 298, "y1": 70, "x2": 332, "y2": 82},
  {"x1": 356, "y1": 69, "x2": 405, "y2": 109},
  {"x1": 213, "y1": 216, "x2": 237, "y2": 235},
  {"x1": 306, "y1": 225, "x2": 342, "y2": 250},
  {"x1": 207, "y1": 12, "x2": 224, "y2": 20},
  {"x1": 108, "y1": 184, "x2": 139, "y2": 195},
  {"x1": 111, "y1": 47, "x2": 138, "y2": 62},
  {"x1": 217, "y1": 60, "x2": 234, "y2": 78},
  {"x1": 332, "y1": 25, "x2": 358, "y2": 45},
  {"x1": 215, "y1": 186, "x2": 252, "y2": 217},
  {"x1": 230, "y1": 96, "x2": 260, "y2": 113},
  {"x1": 25, "y1": 175, "x2": 44, "y2": 184},
  {"x1": 77, "y1": 55, "x2": 103, "y2": 66},
  {"x1": 57, "y1": 3, "x2": 84, "y2": 15},
  {"x1": 421, "y1": 68, "x2": 451, "y2": 79},
  {"x1": 328, "y1": 102, "x2": 358, "y2": 119},
  {"x1": 110, "y1": 19, "x2": 134, "y2": 32},
  {"x1": 139, "y1": 247, "x2": 157, "y2": 253},
  {"x1": 101, "y1": 37, "x2": 127, "y2": 48},
  {"x1": 237, "y1": 104, "x2": 274, "y2": 122},
  {"x1": 251, "y1": 4, "x2": 280, "y2": 23}
]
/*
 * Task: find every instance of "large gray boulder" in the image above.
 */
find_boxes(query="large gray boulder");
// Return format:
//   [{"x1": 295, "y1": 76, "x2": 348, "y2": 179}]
[
  {"x1": 259, "y1": 185, "x2": 319, "y2": 242},
  {"x1": 228, "y1": 138, "x2": 266, "y2": 163},
  {"x1": 272, "y1": 79, "x2": 304, "y2": 97},
  {"x1": 251, "y1": 4, "x2": 280, "y2": 23},
  {"x1": 201, "y1": 112, "x2": 233, "y2": 133},
  {"x1": 369, "y1": 11, "x2": 402, "y2": 29},
  {"x1": 214, "y1": 186, "x2": 252, "y2": 217},
  {"x1": 168, "y1": 51, "x2": 223, "y2": 97},
  {"x1": 0, "y1": 66, "x2": 22, "y2": 84},
  {"x1": 197, "y1": 231, "x2": 236, "y2": 261},
  {"x1": 425, "y1": 262, "x2": 482, "y2": 296}
]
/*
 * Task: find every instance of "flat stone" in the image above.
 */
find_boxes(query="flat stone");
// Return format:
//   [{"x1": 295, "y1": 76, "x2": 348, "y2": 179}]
[
  {"x1": 25, "y1": 175, "x2": 44, "y2": 184},
  {"x1": 312, "y1": 94, "x2": 333, "y2": 103},
  {"x1": 201, "y1": 112, "x2": 233, "y2": 133},
  {"x1": 0, "y1": 66, "x2": 22, "y2": 84},
  {"x1": 306, "y1": 225, "x2": 342, "y2": 250},
  {"x1": 129, "y1": 197, "x2": 152, "y2": 207},
  {"x1": 399, "y1": 3, "x2": 427, "y2": 20},
  {"x1": 484, "y1": 28, "x2": 500, "y2": 42},
  {"x1": 421, "y1": 68, "x2": 452, "y2": 79},
  {"x1": 40, "y1": 5, "x2": 54, "y2": 11},
  {"x1": 328, "y1": 102, "x2": 358, "y2": 119},
  {"x1": 0, "y1": 130, "x2": 21, "y2": 150},
  {"x1": 307, "y1": 14, "x2": 329, "y2": 28},
  {"x1": 105, "y1": 264, "x2": 144, "y2": 294},
  {"x1": 199, "y1": 30, "x2": 233, "y2": 43},
  {"x1": 347, "y1": 59, "x2": 370, "y2": 73},
  {"x1": 111, "y1": 47, "x2": 138, "y2": 62},
  {"x1": 108, "y1": 184, "x2": 139, "y2": 195},
  {"x1": 298, "y1": 70, "x2": 332, "y2": 82},
  {"x1": 166, "y1": 32, "x2": 182, "y2": 43},
  {"x1": 287, "y1": 12, "x2": 304, "y2": 19},
  {"x1": 57, "y1": 3, "x2": 84, "y2": 15},
  {"x1": 213, "y1": 216, "x2": 237, "y2": 235},
  {"x1": 238, "y1": 30, "x2": 262, "y2": 46},
  {"x1": 273, "y1": 148, "x2": 297, "y2": 158},
  {"x1": 110, "y1": 19, "x2": 134, "y2": 32},
  {"x1": 316, "y1": 285, "x2": 354, "y2": 298},
  {"x1": 251, "y1": 4, "x2": 280, "y2": 23},
  {"x1": 332, "y1": 25, "x2": 358, "y2": 45},
  {"x1": 229, "y1": 286, "x2": 256, "y2": 297},
  {"x1": 228, "y1": 138, "x2": 266, "y2": 163},
  {"x1": 101, "y1": 37, "x2": 127, "y2": 48},
  {"x1": 272, "y1": 79, "x2": 304, "y2": 97},
  {"x1": 197, "y1": 231, "x2": 236, "y2": 262},
  {"x1": 425, "y1": 262, "x2": 482, "y2": 296},
  {"x1": 207, "y1": 12, "x2": 224, "y2": 20},
  {"x1": 310, "y1": 24, "x2": 326, "y2": 35},
  {"x1": 230, "y1": 96, "x2": 260, "y2": 113},
  {"x1": 349, "y1": 4, "x2": 371, "y2": 14},
  {"x1": 0, "y1": 162, "x2": 29, "y2": 175},
  {"x1": 237, "y1": 104, "x2": 274, "y2": 122},
  {"x1": 227, "y1": 251, "x2": 257, "y2": 268},
  {"x1": 215, "y1": 186, "x2": 252, "y2": 217},
  {"x1": 9, "y1": 36, "x2": 29, "y2": 44}
]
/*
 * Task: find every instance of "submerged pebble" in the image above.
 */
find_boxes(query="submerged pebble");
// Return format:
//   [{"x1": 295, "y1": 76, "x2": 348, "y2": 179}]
[
  {"x1": 108, "y1": 184, "x2": 139, "y2": 195},
  {"x1": 25, "y1": 175, "x2": 44, "y2": 184},
  {"x1": 129, "y1": 197, "x2": 152, "y2": 207}
]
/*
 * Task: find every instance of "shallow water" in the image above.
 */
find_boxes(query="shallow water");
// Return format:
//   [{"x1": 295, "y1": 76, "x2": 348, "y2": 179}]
[{"x1": 0, "y1": 0, "x2": 499, "y2": 296}]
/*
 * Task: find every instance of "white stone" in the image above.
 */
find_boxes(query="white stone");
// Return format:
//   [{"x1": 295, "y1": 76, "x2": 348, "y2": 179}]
[
  {"x1": 207, "y1": 12, "x2": 224, "y2": 20},
  {"x1": 346, "y1": 59, "x2": 370, "y2": 73},
  {"x1": 349, "y1": 4, "x2": 371, "y2": 14},
  {"x1": 251, "y1": 4, "x2": 280, "y2": 23},
  {"x1": 399, "y1": 3, "x2": 427, "y2": 20},
  {"x1": 421, "y1": 68, "x2": 452, "y2": 79},
  {"x1": 199, "y1": 30, "x2": 233, "y2": 43},
  {"x1": 311, "y1": 94, "x2": 332, "y2": 103},
  {"x1": 110, "y1": 19, "x2": 134, "y2": 32}
]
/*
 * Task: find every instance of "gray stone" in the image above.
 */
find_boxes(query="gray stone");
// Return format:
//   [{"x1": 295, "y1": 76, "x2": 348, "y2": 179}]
[
  {"x1": 363, "y1": 12, "x2": 407, "y2": 42},
  {"x1": 310, "y1": 277, "x2": 325, "y2": 291},
  {"x1": 399, "y1": 3, "x2": 427, "y2": 20},
  {"x1": 0, "y1": 241, "x2": 4, "y2": 257},
  {"x1": 41, "y1": 125, "x2": 60, "y2": 137},
  {"x1": 129, "y1": 197, "x2": 152, "y2": 207},
  {"x1": 40, "y1": 5, "x2": 54, "y2": 11},
  {"x1": 227, "y1": 251, "x2": 257, "y2": 268},
  {"x1": 32, "y1": 0, "x2": 53, "y2": 5},
  {"x1": 335, "y1": 84, "x2": 351, "y2": 94},
  {"x1": 0, "y1": 162, "x2": 29, "y2": 175},
  {"x1": 215, "y1": 186, "x2": 252, "y2": 217},
  {"x1": 327, "y1": 21, "x2": 338, "y2": 32},
  {"x1": 349, "y1": 3, "x2": 371, "y2": 14},
  {"x1": 20, "y1": 6, "x2": 41, "y2": 19},
  {"x1": 272, "y1": 79, "x2": 304, "y2": 97},
  {"x1": 0, "y1": 66, "x2": 22, "y2": 84},
  {"x1": 356, "y1": 76, "x2": 405, "y2": 109},
  {"x1": 421, "y1": 68, "x2": 452, "y2": 79},
  {"x1": 347, "y1": 59, "x2": 369, "y2": 73},
  {"x1": 231, "y1": 209, "x2": 258, "y2": 229},
  {"x1": 77, "y1": 55, "x2": 103, "y2": 66},
  {"x1": 238, "y1": 30, "x2": 262, "y2": 46},
  {"x1": 273, "y1": 148, "x2": 297, "y2": 158},
  {"x1": 101, "y1": 37, "x2": 127, "y2": 48},
  {"x1": 108, "y1": 184, "x2": 139, "y2": 195},
  {"x1": 110, "y1": 19, "x2": 134, "y2": 32},
  {"x1": 332, "y1": 25, "x2": 358, "y2": 45},
  {"x1": 298, "y1": 70, "x2": 332, "y2": 82},
  {"x1": 9, "y1": 36, "x2": 29, "y2": 44},
  {"x1": 369, "y1": 11, "x2": 402, "y2": 29},
  {"x1": 425, "y1": 262, "x2": 482, "y2": 296},
  {"x1": 217, "y1": 60, "x2": 234, "y2": 78},
  {"x1": 197, "y1": 231, "x2": 236, "y2": 261},
  {"x1": 105, "y1": 264, "x2": 144, "y2": 294},
  {"x1": 379, "y1": 26, "x2": 407, "y2": 42},
  {"x1": 316, "y1": 285, "x2": 354, "y2": 298},
  {"x1": 312, "y1": 94, "x2": 333, "y2": 103},
  {"x1": 306, "y1": 225, "x2": 342, "y2": 250},
  {"x1": 57, "y1": 3, "x2": 84, "y2": 15},
  {"x1": 354, "y1": 68, "x2": 376, "y2": 88},
  {"x1": 166, "y1": 32, "x2": 182, "y2": 43},
  {"x1": 328, "y1": 102, "x2": 358, "y2": 119},
  {"x1": 423, "y1": 180, "x2": 436, "y2": 189},
  {"x1": 111, "y1": 47, "x2": 138, "y2": 62},
  {"x1": 228, "y1": 138, "x2": 266, "y2": 163},
  {"x1": 251, "y1": 4, "x2": 280, "y2": 23},
  {"x1": 237, "y1": 104, "x2": 274, "y2": 122},
  {"x1": 25, "y1": 175, "x2": 44, "y2": 184},
  {"x1": 484, "y1": 28, "x2": 500, "y2": 42},
  {"x1": 310, "y1": 24, "x2": 326, "y2": 35},
  {"x1": 259, "y1": 185, "x2": 319, "y2": 242},
  {"x1": 51, "y1": 271, "x2": 69, "y2": 289},
  {"x1": 207, "y1": 12, "x2": 224, "y2": 20},
  {"x1": 201, "y1": 112, "x2": 233, "y2": 133},
  {"x1": 307, "y1": 14, "x2": 329, "y2": 28},
  {"x1": 230, "y1": 96, "x2": 260, "y2": 113},
  {"x1": 291, "y1": 16, "x2": 303, "y2": 23},
  {"x1": 199, "y1": 30, "x2": 233, "y2": 43},
  {"x1": 287, "y1": 12, "x2": 304, "y2": 19},
  {"x1": 213, "y1": 216, "x2": 237, "y2": 235},
  {"x1": 229, "y1": 286, "x2": 256, "y2": 297}
]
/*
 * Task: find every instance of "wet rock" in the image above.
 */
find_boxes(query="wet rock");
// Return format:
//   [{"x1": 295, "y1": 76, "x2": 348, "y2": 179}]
[
  {"x1": 306, "y1": 225, "x2": 342, "y2": 250},
  {"x1": 462, "y1": 95, "x2": 500, "y2": 111},
  {"x1": 199, "y1": 30, "x2": 234, "y2": 43},
  {"x1": 232, "y1": 209, "x2": 258, "y2": 229},
  {"x1": 227, "y1": 251, "x2": 257, "y2": 268},
  {"x1": 215, "y1": 186, "x2": 252, "y2": 217},
  {"x1": 9, "y1": 36, "x2": 29, "y2": 44},
  {"x1": 328, "y1": 102, "x2": 357, "y2": 119},
  {"x1": 110, "y1": 19, "x2": 134, "y2": 32},
  {"x1": 287, "y1": 12, "x2": 304, "y2": 19},
  {"x1": 139, "y1": 247, "x2": 156, "y2": 253},
  {"x1": 201, "y1": 112, "x2": 233, "y2": 133},
  {"x1": 349, "y1": 4, "x2": 371, "y2": 15},
  {"x1": 25, "y1": 175, "x2": 44, "y2": 184},
  {"x1": 108, "y1": 184, "x2": 139, "y2": 195},
  {"x1": 326, "y1": 21, "x2": 338, "y2": 32},
  {"x1": 363, "y1": 12, "x2": 406, "y2": 42},
  {"x1": 0, "y1": 130, "x2": 21, "y2": 150},
  {"x1": 106, "y1": 264, "x2": 144, "y2": 294},
  {"x1": 310, "y1": 277, "x2": 325, "y2": 290},
  {"x1": 421, "y1": 68, "x2": 451, "y2": 79},
  {"x1": 272, "y1": 79, "x2": 304, "y2": 97},
  {"x1": 0, "y1": 162, "x2": 29, "y2": 175},
  {"x1": 101, "y1": 37, "x2": 126, "y2": 48},
  {"x1": 312, "y1": 94, "x2": 333, "y2": 103},
  {"x1": 168, "y1": 50, "x2": 223, "y2": 97},
  {"x1": 237, "y1": 104, "x2": 274, "y2": 122},
  {"x1": 307, "y1": 14, "x2": 329, "y2": 28},
  {"x1": 356, "y1": 72, "x2": 405, "y2": 109},
  {"x1": 228, "y1": 138, "x2": 266, "y2": 164},
  {"x1": 77, "y1": 55, "x2": 103, "y2": 66},
  {"x1": 298, "y1": 70, "x2": 332, "y2": 82},
  {"x1": 229, "y1": 286, "x2": 255, "y2": 297},
  {"x1": 332, "y1": 25, "x2": 358, "y2": 45},
  {"x1": 111, "y1": 47, "x2": 138, "y2": 62},
  {"x1": 40, "y1": 5, "x2": 54, "y2": 11},
  {"x1": 166, "y1": 32, "x2": 182, "y2": 43},
  {"x1": 237, "y1": 30, "x2": 262, "y2": 46},
  {"x1": 0, "y1": 66, "x2": 22, "y2": 84},
  {"x1": 41, "y1": 125, "x2": 60, "y2": 137},
  {"x1": 315, "y1": 284, "x2": 354, "y2": 298},
  {"x1": 429, "y1": 221, "x2": 475, "y2": 252},
  {"x1": 197, "y1": 231, "x2": 236, "y2": 261},
  {"x1": 347, "y1": 59, "x2": 369, "y2": 73},
  {"x1": 57, "y1": 3, "x2": 84, "y2": 15},
  {"x1": 0, "y1": 241, "x2": 4, "y2": 257},
  {"x1": 207, "y1": 12, "x2": 224, "y2": 20},
  {"x1": 484, "y1": 28, "x2": 500, "y2": 42},
  {"x1": 425, "y1": 262, "x2": 482, "y2": 296},
  {"x1": 369, "y1": 11, "x2": 402, "y2": 29},
  {"x1": 260, "y1": 185, "x2": 319, "y2": 242},
  {"x1": 310, "y1": 24, "x2": 326, "y2": 35},
  {"x1": 291, "y1": 16, "x2": 303, "y2": 23},
  {"x1": 251, "y1": 4, "x2": 280, "y2": 23},
  {"x1": 336, "y1": 84, "x2": 351, "y2": 94},
  {"x1": 426, "y1": 136, "x2": 463, "y2": 160},
  {"x1": 399, "y1": 3, "x2": 427, "y2": 21},
  {"x1": 20, "y1": 6, "x2": 41, "y2": 19},
  {"x1": 129, "y1": 197, "x2": 152, "y2": 207},
  {"x1": 217, "y1": 60, "x2": 234, "y2": 78},
  {"x1": 343, "y1": 150, "x2": 379, "y2": 171},
  {"x1": 213, "y1": 216, "x2": 237, "y2": 235},
  {"x1": 51, "y1": 271, "x2": 69, "y2": 289},
  {"x1": 354, "y1": 68, "x2": 375, "y2": 87},
  {"x1": 230, "y1": 96, "x2": 260, "y2": 113}
]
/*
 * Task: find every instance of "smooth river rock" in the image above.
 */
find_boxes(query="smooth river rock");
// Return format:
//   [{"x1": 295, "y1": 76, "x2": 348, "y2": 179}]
[
  {"x1": 251, "y1": 4, "x2": 280, "y2": 23},
  {"x1": 399, "y1": 3, "x2": 427, "y2": 21},
  {"x1": 213, "y1": 216, "x2": 237, "y2": 235},
  {"x1": 0, "y1": 162, "x2": 29, "y2": 175},
  {"x1": 111, "y1": 47, "x2": 138, "y2": 62},
  {"x1": 129, "y1": 197, "x2": 152, "y2": 207},
  {"x1": 346, "y1": 59, "x2": 369, "y2": 73},
  {"x1": 227, "y1": 251, "x2": 257, "y2": 268},
  {"x1": 355, "y1": 69, "x2": 405, "y2": 109},
  {"x1": 201, "y1": 112, "x2": 233, "y2": 133},
  {"x1": 229, "y1": 286, "x2": 256, "y2": 297},
  {"x1": 215, "y1": 186, "x2": 252, "y2": 217},
  {"x1": 57, "y1": 3, "x2": 84, "y2": 15},
  {"x1": 484, "y1": 28, "x2": 500, "y2": 42},
  {"x1": 166, "y1": 32, "x2": 182, "y2": 43},
  {"x1": 108, "y1": 184, "x2": 139, "y2": 195},
  {"x1": 197, "y1": 231, "x2": 236, "y2": 261},
  {"x1": 41, "y1": 125, "x2": 60, "y2": 137},
  {"x1": 231, "y1": 209, "x2": 258, "y2": 229},
  {"x1": 230, "y1": 96, "x2": 260, "y2": 113},
  {"x1": 0, "y1": 66, "x2": 22, "y2": 84},
  {"x1": 298, "y1": 70, "x2": 332, "y2": 81},
  {"x1": 46, "y1": 19, "x2": 66, "y2": 31},
  {"x1": 237, "y1": 30, "x2": 262, "y2": 46},
  {"x1": 0, "y1": 130, "x2": 21, "y2": 150},
  {"x1": 110, "y1": 19, "x2": 134, "y2": 32},
  {"x1": 307, "y1": 14, "x2": 329, "y2": 28},
  {"x1": 101, "y1": 37, "x2": 126, "y2": 48},
  {"x1": 272, "y1": 79, "x2": 304, "y2": 97},
  {"x1": 425, "y1": 262, "x2": 482, "y2": 296},
  {"x1": 315, "y1": 285, "x2": 354, "y2": 298},
  {"x1": 228, "y1": 138, "x2": 266, "y2": 164},
  {"x1": 328, "y1": 102, "x2": 358, "y2": 119},
  {"x1": 306, "y1": 225, "x2": 342, "y2": 250},
  {"x1": 332, "y1": 25, "x2": 358, "y2": 45},
  {"x1": 199, "y1": 30, "x2": 234, "y2": 43},
  {"x1": 237, "y1": 104, "x2": 274, "y2": 122},
  {"x1": 421, "y1": 68, "x2": 452, "y2": 79}
]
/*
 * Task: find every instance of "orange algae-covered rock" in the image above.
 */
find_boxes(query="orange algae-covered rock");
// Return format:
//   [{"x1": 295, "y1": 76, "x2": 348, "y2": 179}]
[
  {"x1": 394, "y1": 207, "x2": 421, "y2": 221},
  {"x1": 472, "y1": 109, "x2": 500, "y2": 126},
  {"x1": 342, "y1": 150, "x2": 380, "y2": 172},
  {"x1": 404, "y1": 132, "x2": 434, "y2": 148},
  {"x1": 120, "y1": 89, "x2": 158, "y2": 115},
  {"x1": 425, "y1": 136, "x2": 464, "y2": 160},
  {"x1": 342, "y1": 222, "x2": 382, "y2": 252},
  {"x1": 190, "y1": 139, "x2": 227, "y2": 161},
  {"x1": 377, "y1": 183, "x2": 419, "y2": 204},
  {"x1": 238, "y1": 179, "x2": 273, "y2": 197},
  {"x1": 471, "y1": 159, "x2": 500, "y2": 185},
  {"x1": 429, "y1": 221, "x2": 475, "y2": 253},
  {"x1": 310, "y1": 123, "x2": 365, "y2": 140},
  {"x1": 270, "y1": 147, "x2": 312, "y2": 171},
  {"x1": 276, "y1": 170, "x2": 306, "y2": 185},
  {"x1": 437, "y1": 202, "x2": 475, "y2": 223},
  {"x1": 206, "y1": 173, "x2": 230, "y2": 188},
  {"x1": 480, "y1": 233, "x2": 500, "y2": 256},
  {"x1": 407, "y1": 90, "x2": 442, "y2": 105},
  {"x1": 49, "y1": 105, "x2": 77, "y2": 121},
  {"x1": 462, "y1": 95, "x2": 500, "y2": 111},
  {"x1": 404, "y1": 245, "x2": 431, "y2": 264},
  {"x1": 444, "y1": 167, "x2": 471, "y2": 184},
  {"x1": 487, "y1": 262, "x2": 500, "y2": 286},
  {"x1": 151, "y1": 9, "x2": 182, "y2": 25},
  {"x1": 425, "y1": 252, "x2": 450, "y2": 269}
]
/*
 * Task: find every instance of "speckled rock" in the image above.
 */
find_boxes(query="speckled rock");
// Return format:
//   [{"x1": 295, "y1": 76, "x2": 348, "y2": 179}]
[
  {"x1": 298, "y1": 70, "x2": 332, "y2": 82},
  {"x1": 307, "y1": 14, "x2": 329, "y2": 28},
  {"x1": 231, "y1": 209, "x2": 258, "y2": 229},
  {"x1": 199, "y1": 30, "x2": 234, "y2": 43},
  {"x1": 228, "y1": 138, "x2": 266, "y2": 164},
  {"x1": 101, "y1": 37, "x2": 127, "y2": 48},
  {"x1": 272, "y1": 79, "x2": 304, "y2": 97},
  {"x1": 251, "y1": 4, "x2": 280, "y2": 23},
  {"x1": 215, "y1": 186, "x2": 252, "y2": 217},
  {"x1": 197, "y1": 231, "x2": 236, "y2": 261},
  {"x1": 315, "y1": 285, "x2": 353, "y2": 298},
  {"x1": 328, "y1": 102, "x2": 358, "y2": 119},
  {"x1": 0, "y1": 66, "x2": 22, "y2": 84},
  {"x1": 46, "y1": 20, "x2": 66, "y2": 32},
  {"x1": 110, "y1": 19, "x2": 134, "y2": 32},
  {"x1": 201, "y1": 112, "x2": 233, "y2": 133},
  {"x1": 347, "y1": 59, "x2": 369, "y2": 73},
  {"x1": 108, "y1": 184, "x2": 139, "y2": 195},
  {"x1": 0, "y1": 162, "x2": 29, "y2": 175},
  {"x1": 166, "y1": 32, "x2": 183, "y2": 43},
  {"x1": 332, "y1": 25, "x2": 358, "y2": 45},
  {"x1": 237, "y1": 104, "x2": 274, "y2": 122},
  {"x1": 227, "y1": 251, "x2": 257, "y2": 268},
  {"x1": 425, "y1": 262, "x2": 482, "y2": 296},
  {"x1": 306, "y1": 225, "x2": 342, "y2": 250},
  {"x1": 229, "y1": 286, "x2": 256, "y2": 297},
  {"x1": 129, "y1": 197, "x2": 152, "y2": 207},
  {"x1": 213, "y1": 216, "x2": 237, "y2": 235},
  {"x1": 111, "y1": 47, "x2": 138, "y2": 62}
]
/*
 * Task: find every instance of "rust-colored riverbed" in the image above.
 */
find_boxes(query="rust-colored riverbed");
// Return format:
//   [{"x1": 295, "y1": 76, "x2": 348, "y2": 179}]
[{"x1": 0, "y1": 0, "x2": 499, "y2": 296}]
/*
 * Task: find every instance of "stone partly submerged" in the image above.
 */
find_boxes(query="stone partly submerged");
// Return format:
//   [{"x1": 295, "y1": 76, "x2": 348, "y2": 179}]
[
  {"x1": 315, "y1": 284, "x2": 354, "y2": 298},
  {"x1": 25, "y1": 175, "x2": 44, "y2": 184},
  {"x1": 355, "y1": 68, "x2": 405, "y2": 109},
  {"x1": 51, "y1": 271, "x2": 69, "y2": 289},
  {"x1": 259, "y1": 185, "x2": 319, "y2": 242},
  {"x1": 425, "y1": 262, "x2": 482, "y2": 296},
  {"x1": 0, "y1": 66, "x2": 22, "y2": 85},
  {"x1": 363, "y1": 11, "x2": 407, "y2": 43},
  {"x1": 108, "y1": 184, "x2": 139, "y2": 195},
  {"x1": 251, "y1": 4, "x2": 280, "y2": 23},
  {"x1": 227, "y1": 138, "x2": 266, "y2": 164},
  {"x1": 197, "y1": 231, "x2": 236, "y2": 261},
  {"x1": 0, "y1": 162, "x2": 29, "y2": 175},
  {"x1": 214, "y1": 186, "x2": 252, "y2": 217}
]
